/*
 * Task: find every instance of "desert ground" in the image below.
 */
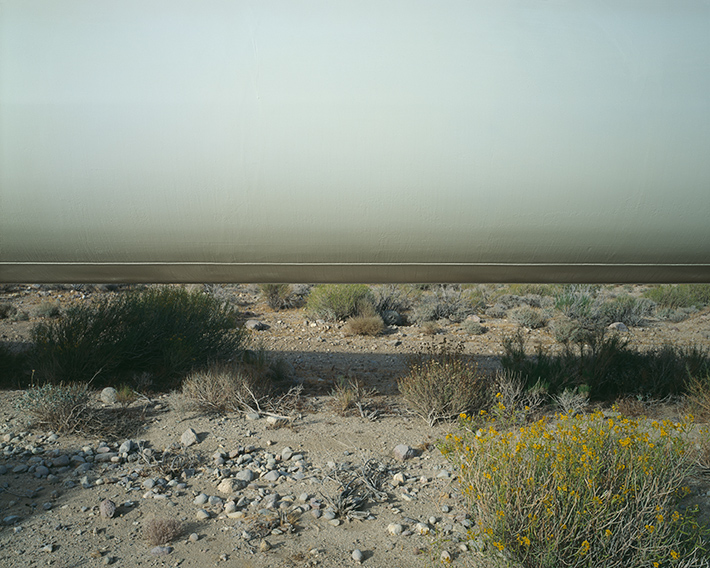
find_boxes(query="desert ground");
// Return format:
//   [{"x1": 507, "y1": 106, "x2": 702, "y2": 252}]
[{"x1": 0, "y1": 284, "x2": 709, "y2": 568}]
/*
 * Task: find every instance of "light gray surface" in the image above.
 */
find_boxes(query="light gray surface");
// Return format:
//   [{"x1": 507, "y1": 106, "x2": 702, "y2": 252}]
[{"x1": 1, "y1": 1, "x2": 709, "y2": 283}]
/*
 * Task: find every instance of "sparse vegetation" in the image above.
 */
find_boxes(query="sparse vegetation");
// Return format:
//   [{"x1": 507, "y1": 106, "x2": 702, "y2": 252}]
[
  {"x1": 644, "y1": 284, "x2": 710, "y2": 309},
  {"x1": 34, "y1": 301, "x2": 61, "y2": 318},
  {"x1": 462, "y1": 320, "x2": 486, "y2": 335},
  {"x1": 28, "y1": 286, "x2": 243, "y2": 390},
  {"x1": 510, "y1": 305, "x2": 549, "y2": 329},
  {"x1": 329, "y1": 376, "x2": 375, "y2": 416},
  {"x1": 259, "y1": 284, "x2": 298, "y2": 310},
  {"x1": 344, "y1": 314, "x2": 384, "y2": 336},
  {"x1": 144, "y1": 517, "x2": 183, "y2": 546},
  {"x1": 398, "y1": 345, "x2": 489, "y2": 426},
  {"x1": 0, "y1": 303, "x2": 17, "y2": 319},
  {"x1": 442, "y1": 410, "x2": 710, "y2": 568},
  {"x1": 502, "y1": 330, "x2": 710, "y2": 399},
  {"x1": 411, "y1": 285, "x2": 477, "y2": 323},
  {"x1": 15, "y1": 383, "x2": 91, "y2": 433},
  {"x1": 305, "y1": 284, "x2": 374, "y2": 322},
  {"x1": 181, "y1": 364, "x2": 273, "y2": 414}
]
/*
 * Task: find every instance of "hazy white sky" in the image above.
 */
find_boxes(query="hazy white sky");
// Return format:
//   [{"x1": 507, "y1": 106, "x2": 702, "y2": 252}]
[{"x1": 1, "y1": 0, "x2": 709, "y2": 266}]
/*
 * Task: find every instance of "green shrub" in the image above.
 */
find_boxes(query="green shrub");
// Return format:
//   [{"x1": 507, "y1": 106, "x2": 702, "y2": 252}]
[
  {"x1": 15, "y1": 383, "x2": 91, "y2": 433},
  {"x1": 34, "y1": 301, "x2": 61, "y2": 318},
  {"x1": 442, "y1": 411, "x2": 709, "y2": 568},
  {"x1": 398, "y1": 345, "x2": 489, "y2": 426},
  {"x1": 502, "y1": 330, "x2": 710, "y2": 400},
  {"x1": 371, "y1": 284, "x2": 413, "y2": 315},
  {"x1": 29, "y1": 287, "x2": 244, "y2": 390},
  {"x1": 643, "y1": 284, "x2": 710, "y2": 309},
  {"x1": 305, "y1": 284, "x2": 374, "y2": 321}
]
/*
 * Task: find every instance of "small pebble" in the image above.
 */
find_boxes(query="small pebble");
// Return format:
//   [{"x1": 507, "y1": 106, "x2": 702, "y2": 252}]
[
  {"x1": 387, "y1": 523, "x2": 404, "y2": 536},
  {"x1": 259, "y1": 539, "x2": 272, "y2": 552},
  {"x1": 440, "y1": 550, "x2": 452, "y2": 563},
  {"x1": 351, "y1": 549, "x2": 364, "y2": 563},
  {"x1": 150, "y1": 546, "x2": 172, "y2": 555},
  {"x1": 196, "y1": 509, "x2": 210, "y2": 520},
  {"x1": 189, "y1": 533, "x2": 199, "y2": 542}
]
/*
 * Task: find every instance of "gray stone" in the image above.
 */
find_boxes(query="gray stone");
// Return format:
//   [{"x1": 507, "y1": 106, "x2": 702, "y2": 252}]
[
  {"x1": 189, "y1": 533, "x2": 199, "y2": 542},
  {"x1": 142, "y1": 478, "x2": 155, "y2": 489},
  {"x1": 245, "y1": 412, "x2": 260, "y2": 421},
  {"x1": 100, "y1": 387, "x2": 118, "y2": 404},
  {"x1": 608, "y1": 322, "x2": 629, "y2": 332},
  {"x1": 235, "y1": 469, "x2": 255, "y2": 482},
  {"x1": 217, "y1": 478, "x2": 244, "y2": 494},
  {"x1": 52, "y1": 455, "x2": 70, "y2": 467},
  {"x1": 262, "y1": 470, "x2": 280, "y2": 482},
  {"x1": 0, "y1": 465, "x2": 7, "y2": 474},
  {"x1": 393, "y1": 444, "x2": 416, "y2": 461},
  {"x1": 195, "y1": 509, "x2": 210, "y2": 520},
  {"x1": 12, "y1": 464, "x2": 28, "y2": 474},
  {"x1": 100, "y1": 499, "x2": 117, "y2": 518},
  {"x1": 352, "y1": 549, "x2": 364, "y2": 563},
  {"x1": 387, "y1": 523, "x2": 403, "y2": 536},
  {"x1": 280, "y1": 447, "x2": 293, "y2": 461},
  {"x1": 3, "y1": 515, "x2": 20, "y2": 525},
  {"x1": 118, "y1": 440, "x2": 135, "y2": 454},
  {"x1": 208, "y1": 495, "x2": 223, "y2": 507},
  {"x1": 193, "y1": 493, "x2": 208, "y2": 506},
  {"x1": 34, "y1": 465, "x2": 50, "y2": 477},
  {"x1": 181, "y1": 428, "x2": 199, "y2": 447},
  {"x1": 150, "y1": 546, "x2": 172, "y2": 555},
  {"x1": 245, "y1": 319, "x2": 268, "y2": 331}
]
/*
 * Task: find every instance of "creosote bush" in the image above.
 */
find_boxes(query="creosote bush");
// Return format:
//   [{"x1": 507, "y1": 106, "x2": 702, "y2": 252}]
[
  {"x1": 510, "y1": 306, "x2": 549, "y2": 329},
  {"x1": 412, "y1": 285, "x2": 477, "y2": 323},
  {"x1": 29, "y1": 286, "x2": 243, "y2": 390},
  {"x1": 259, "y1": 284, "x2": 297, "y2": 310},
  {"x1": 442, "y1": 410, "x2": 710, "y2": 568},
  {"x1": 643, "y1": 284, "x2": 710, "y2": 309},
  {"x1": 305, "y1": 284, "x2": 375, "y2": 322},
  {"x1": 144, "y1": 517, "x2": 182, "y2": 546},
  {"x1": 398, "y1": 345, "x2": 489, "y2": 426}
]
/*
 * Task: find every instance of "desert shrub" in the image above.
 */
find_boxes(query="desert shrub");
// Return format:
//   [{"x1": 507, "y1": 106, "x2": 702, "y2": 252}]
[
  {"x1": 29, "y1": 287, "x2": 243, "y2": 390},
  {"x1": 411, "y1": 285, "x2": 477, "y2": 323},
  {"x1": 657, "y1": 306, "x2": 698, "y2": 323},
  {"x1": 0, "y1": 303, "x2": 17, "y2": 319},
  {"x1": 398, "y1": 345, "x2": 489, "y2": 426},
  {"x1": 505, "y1": 284, "x2": 562, "y2": 297},
  {"x1": 329, "y1": 376, "x2": 375, "y2": 416},
  {"x1": 593, "y1": 295, "x2": 656, "y2": 327},
  {"x1": 554, "y1": 285, "x2": 598, "y2": 320},
  {"x1": 420, "y1": 321, "x2": 439, "y2": 335},
  {"x1": 144, "y1": 517, "x2": 182, "y2": 546},
  {"x1": 487, "y1": 369, "x2": 547, "y2": 425},
  {"x1": 259, "y1": 283, "x2": 299, "y2": 310},
  {"x1": 15, "y1": 383, "x2": 91, "y2": 433},
  {"x1": 34, "y1": 301, "x2": 61, "y2": 318},
  {"x1": 305, "y1": 284, "x2": 374, "y2": 322},
  {"x1": 442, "y1": 411, "x2": 709, "y2": 568},
  {"x1": 510, "y1": 306, "x2": 549, "y2": 329},
  {"x1": 344, "y1": 314, "x2": 384, "y2": 336},
  {"x1": 371, "y1": 284, "x2": 413, "y2": 315},
  {"x1": 502, "y1": 330, "x2": 710, "y2": 400},
  {"x1": 644, "y1": 284, "x2": 710, "y2": 309},
  {"x1": 687, "y1": 373, "x2": 710, "y2": 418},
  {"x1": 116, "y1": 384, "x2": 137, "y2": 407},
  {"x1": 181, "y1": 363, "x2": 274, "y2": 414},
  {"x1": 484, "y1": 303, "x2": 508, "y2": 319},
  {"x1": 462, "y1": 320, "x2": 486, "y2": 335},
  {"x1": 0, "y1": 345, "x2": 27, "y2": 387}
]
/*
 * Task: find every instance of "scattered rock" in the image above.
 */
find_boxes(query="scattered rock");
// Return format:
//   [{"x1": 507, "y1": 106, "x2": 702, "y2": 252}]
[
  {"x1": 3, "y1": 515, "x2": 20, "y2": 525},
  {"x1": 193, "y1": 493, "x2": 208, "y2": 505},
  {"x1": 263, "y1": 470, "x2": 280, "y2": 482},
  {"x1": 217, "y1": 478, "x2": 243, "y2": 495},
  {"x1": 235, "y1": 469, "x2": 255, "y2": 482},
  {"x1": 387, "y1": 523, "x2": 404, "y2": 536},
  {"x1": 196, "y1": 509, "x2": 211, "y2": 520},
  {"x1": 608, "y1": 322, "x2": 629, "y2": 332},
  {"x1": 393, "y1": 444, "x2": 416, "y2": 461},
  {"x1": 100, "y1": 387, "x2": 118, "y2": 404},
  {"x1": 189, "y1": 533, "x2": 199, "y2": 542},
  {"x1": 440, "y1": 550, "x2": 452, "y2": 563},
  {"x1": 245, "y1": 412, "x2": 260, "y2": 421},
  {"x1": 245, "y1": 319, "x2": 268, "y2": 331},
  {"x1": 100, "y1": 499, "x2": 116, "y2": 519},
  {"x1": 352, "y1": 549, "x2": 364, "y2": 563},
  {"x1": 150, "y1": 546, "x2": 173, "y2": 555},
  {"x1": 181, "y1": 428, "x2": 199, "y2": 447},
  {"x1": 259, "y1": 539, "x2": 272, "y2": 552}
]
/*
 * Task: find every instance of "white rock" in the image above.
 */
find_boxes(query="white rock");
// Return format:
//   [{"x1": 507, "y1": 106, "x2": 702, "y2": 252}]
[
  {"x1": 440, "y1": 550, "x2": 452, "y2": 563},
  {"x1": 387, "y1": 523, "x2": 404, "y2": 536},
  {"x1": 280, "y1": 447, "x2": 293, "y2": 461},
  {"x1": 193, "y1": 493, "x2": 208, "y2": 505},
  {"x1": 608, "y1": 322, "x2": 629, "y2": 332},
  {"x1": 217, "y1": 478, "x2": 238, "y2": 495},
  {"x1": 195, "y1": 509, "x2": 210, "y2": 520},
  {"x1": 414, "y1": 522, "x2": 430, "y2": 535},
  {"x1": 392, "y1": 472, "x2": 406, "y2": 486},
  {"x1": 100, "y1": 388, "x2": 117, "y2": 405},
  {"x1": 351, "y1": 549, "x2": 364, "y2": 563},
  {"x1": 181, "y1": 428, "x2": 199, "y2": 447},
  {"x1": 393, "y1": 444, "x2": 415, "y2": 461}
]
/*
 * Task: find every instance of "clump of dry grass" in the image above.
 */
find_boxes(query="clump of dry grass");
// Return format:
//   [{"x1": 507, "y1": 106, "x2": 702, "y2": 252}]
[
  {"x1": 398, "y1": 345, "x2": 489, "y2": 426},
  {"x1": 687, "y1": 373, "x2": 710, "y2": 418},
  {"x1": 15, "y1": 383, "x2": 91, "y2": 433},
  {"x1": 181, "y1": 365, "x2": 270, "y2": 414},
  {"x1": 144, "y1": 517, "x2": 182, "y2": 546},
  {"x1": 420, "y1": 321, "x2": 439, "y2": 335},
  {"x1": 344, "y1": 314, "x2": 384, "y2": 336}
]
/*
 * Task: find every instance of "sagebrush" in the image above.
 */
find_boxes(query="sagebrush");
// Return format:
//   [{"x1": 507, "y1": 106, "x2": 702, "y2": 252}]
[{"x1": 305, "y1": 284, "x2": 374, "y2": 322}]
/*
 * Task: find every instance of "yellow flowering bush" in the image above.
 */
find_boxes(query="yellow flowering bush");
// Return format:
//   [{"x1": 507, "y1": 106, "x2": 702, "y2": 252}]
[{"x1": 442, "y1": 410, "x2": 709, "y2": 568}]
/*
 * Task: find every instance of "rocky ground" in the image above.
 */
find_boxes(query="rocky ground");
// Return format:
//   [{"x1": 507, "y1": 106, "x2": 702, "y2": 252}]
[{"x1": 0, "y1": 284, "x2": 709, "y2": 568}]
